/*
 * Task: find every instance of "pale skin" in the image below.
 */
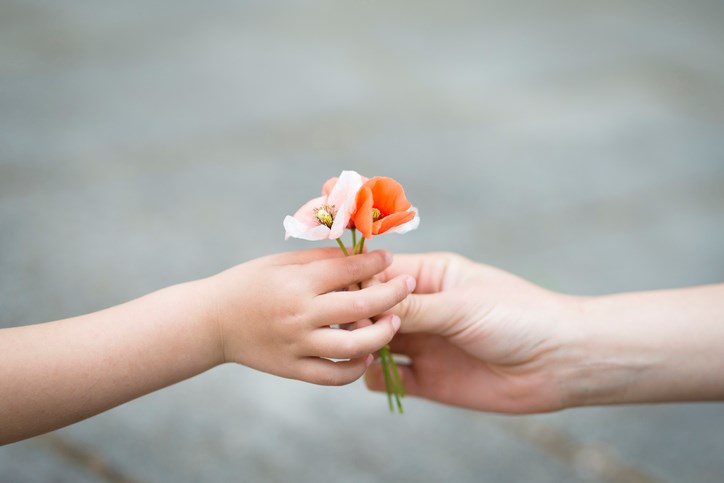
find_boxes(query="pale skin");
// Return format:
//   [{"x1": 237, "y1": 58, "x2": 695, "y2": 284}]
[
  {"x1": 0, "y1": 248, "x2": 415, "y2": 445},
  {"x1": 365, "y1": 252, "x2": 724, "y2": 412}
]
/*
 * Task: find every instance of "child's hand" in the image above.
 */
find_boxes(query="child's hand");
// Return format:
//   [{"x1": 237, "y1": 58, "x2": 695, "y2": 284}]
[
  {"x1": 204, "y1": 248, "x2": 416, "y2": 386},
  {"x1": 0, "y1": 247, "x2": 413, "y2": 444}
]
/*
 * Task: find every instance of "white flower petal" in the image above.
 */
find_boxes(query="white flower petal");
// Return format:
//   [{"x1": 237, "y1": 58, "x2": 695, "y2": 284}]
[
  {"x1": 283, "y1": 215, "x2": 331, "y2": 241},
  {"x1": 292, "y1": 196, "x2": 326, "y2": 225},
  {"x1": 327, "y1": 171, "x2": 363, "y2": 210},
  {"x1": 327, "y1": 170, "x2": 363, "y2": 239}
]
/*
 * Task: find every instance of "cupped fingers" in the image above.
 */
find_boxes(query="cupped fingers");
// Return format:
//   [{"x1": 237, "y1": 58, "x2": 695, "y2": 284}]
[
  {"x1": 314, "y1": 275, "x2": 416, "y2": 325},
  {"x1": 297, "y1": 355, "x2": 374, "y2": 386},
  {"x1": 306, "y1": 315, "x2": 401, "y2": 360}
]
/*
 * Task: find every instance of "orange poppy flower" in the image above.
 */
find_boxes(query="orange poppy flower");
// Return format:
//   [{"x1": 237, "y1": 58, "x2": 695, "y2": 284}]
[{"x1": 352, "y1": 177, "x2": 417, "y2": 239}]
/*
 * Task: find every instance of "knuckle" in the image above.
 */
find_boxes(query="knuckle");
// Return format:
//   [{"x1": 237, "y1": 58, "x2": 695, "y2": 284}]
[
  {"x1": 432, "y1": 251, "x2": 464, "y2": 268},
  {"x1": 395, "y1": 278, "x2": 410, "y2": 301},
  {"x1": 322, "y1": 373, "x2": 343, "y2": 386},
  {"x1": 303, "y1": 360, "x2": 363, "y2": 386},
  {"x1": 332, "y1": 366, "x2": 362, "y2": 386},
  {"x1": 385, "y1": 318, "x2": 397, "y2": 341},
  {"x1": 371, "y1": 249, "x2": 388, "y2": 266},
  {"x1": 351, "y1": 297, "x2": 371, "y2": 315},
  {"x1": 300, "y1": 365, "x2": 324, "y2": 385},
  {"x1": 433, "y1": 250, "x2": 457, "y2": 261},
  {"x1": 314, "y1": 369, "x2": 344, "y2": 386},
  {"x1": 402, "y1": 294, "x2": 421, "y2": 321},
  {"x1": 336, "y1": 336, "x2": 358, "y2": 357},
  {"x1": 344, "y1": 258, "x2": 364, "y2": 281},
  {"x1": 283, "y1": 303, "x2": 309, "y2": 330}
]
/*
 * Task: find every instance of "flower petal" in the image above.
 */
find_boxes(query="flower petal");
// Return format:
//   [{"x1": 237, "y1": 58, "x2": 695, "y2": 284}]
[
  {"x1": 385, "y1": 207, "x2": 420, "y2": 235},
  {"x1": 326, "y1": 170, "x2": 363, "y2": 212},
  {"x1": 322, "y1": 177, "x2": 338, "y2": 197},
  {"x1": 327, "y1": 171, "x2": 363, "y2": 239},
  {"x1": 284, "y1": 215, "x2": 332, "y2": 240},
  {"x1": 367, "y1": 177, "x2": 412, "y2": 215},
  {"x1": 375, "y1": 210, "x2": 416, "y2": 235},
  {"x1": 292, "y1": 196, "x2": 327, "y2": 225},
  {"x1": 284, "y1": 195, "x2": 332, "y2": 240},
  {"x1": 354, "y1": 185, "x2": 374, "y2": 239},
  {"x1": 322, "y1": 171, "x2": 368, "y2": 197}
]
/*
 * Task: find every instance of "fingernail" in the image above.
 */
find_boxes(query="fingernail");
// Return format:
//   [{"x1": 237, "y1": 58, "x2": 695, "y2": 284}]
[
  {"x1": 405, "y1": 276, "x2": 416, "y2": 292},
  {"x1": 390, "y1": 315, "x2": 401, "y2": 331},
  {"x1": 365, "y1": 354, "x2": 374, "y2": 367}
]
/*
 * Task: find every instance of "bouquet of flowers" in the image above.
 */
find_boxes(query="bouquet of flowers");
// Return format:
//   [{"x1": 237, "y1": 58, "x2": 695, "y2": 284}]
[{"x1": 284, "y1": 170, "x2": 419, "y2": 413}]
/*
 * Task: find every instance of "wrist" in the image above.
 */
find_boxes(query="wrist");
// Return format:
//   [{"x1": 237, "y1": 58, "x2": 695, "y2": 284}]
[
  {"x1": 560, "y1": 288, "x2": 724, "y2": 408},
  {"x1": 171, "y1": 278, "x2": 226, "y2": 369},
  {"x1": 558, "y1": 294, "x2": 662, "y2": 408}
]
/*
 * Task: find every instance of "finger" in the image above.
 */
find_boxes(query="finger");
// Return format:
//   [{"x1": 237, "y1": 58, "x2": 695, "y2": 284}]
[
  {"x1": 390, "y1": 292, "x2": 455, "y2": 335},
  {"x1": 360, "y1": 276, "x2": 382, "y2": 289},
  {"x1": 341, "y1": 318, "x2": 373, "y2": 331},
  {"x1": 307, "y1": 250, "x2": 393, "y2": 293},
  {"x1": 385, "y1": 332, "x2": 422, "y2": 354},
  {"x1": 365, "y1": 362, "x2": 420, "y2": 395},
  {"x1": 315, "y1": 275, "x2": 415, "y2": 325},
  {"x1": 380, "y1": 253, "x2": 456, "y2": 294},
  {"x1": 305, "y1": 315, "x2": 401, "y2": 359},
  {"x1": 364, "y1": 332, "x2": 428, "y2": 394},
  {"x1": 297, "y1": 355, "x2": 373, "y2": 386},
  {"x1": 273, "y1": 247, "x2": 346, "y2": 265}
]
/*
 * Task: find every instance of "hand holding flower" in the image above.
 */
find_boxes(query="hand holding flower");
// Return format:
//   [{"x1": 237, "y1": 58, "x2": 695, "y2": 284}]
[
  {"x1": 284, "y1": 170, "x2": 419, "y2": 412},
  {"x1": 207, "y1": 248, "x2": 415, "y2": 385},
  {"x1": 366, "y1": 252, "x2": 724, "y2": 413},
  {"x1": 364, "y1": 252, "x2": 581, "y2": 412}
]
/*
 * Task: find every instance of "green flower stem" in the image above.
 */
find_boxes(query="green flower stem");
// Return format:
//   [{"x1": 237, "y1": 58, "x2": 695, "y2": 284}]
[
  {"x1": 354, "y1": 237, "x2": 365, "y2": 255},
  {"x1": 388, "y1": 346, "x2": 405, "y2": 398},
  {"x1": 379, "y1": 347, "x2": 394, "y2": 412},
  {"x1": 380, "y1": 345, "x2": 404, "y2": 413},
  {"x1": 339, "y1": 230, "x2": 404, "y2": 413},
  {"x1": 336, "y1": 238, "x2": 349, "y2": 257}
]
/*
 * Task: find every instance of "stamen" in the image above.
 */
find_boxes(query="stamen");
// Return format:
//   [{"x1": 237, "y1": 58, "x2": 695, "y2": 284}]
[
  {"x1": 372, "y1": 207, "x2": 382, "y2": 222},
  {"x1": 313, "y1": 204, "x2": 336, "y2": 228}
]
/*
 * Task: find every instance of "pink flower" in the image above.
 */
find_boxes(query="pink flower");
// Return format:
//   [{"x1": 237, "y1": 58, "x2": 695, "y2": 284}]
[{"x1": 283, "y1": 170, "x2": 364, "y2": 240}]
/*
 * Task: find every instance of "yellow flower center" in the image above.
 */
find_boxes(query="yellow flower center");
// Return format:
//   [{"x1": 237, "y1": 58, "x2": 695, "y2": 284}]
[
  {"x1": 313, "y1": 204, "x2": 336, "y2": 228},
  {"x1": 372, "y1": 207, "x2": 382, "y2": 222}
]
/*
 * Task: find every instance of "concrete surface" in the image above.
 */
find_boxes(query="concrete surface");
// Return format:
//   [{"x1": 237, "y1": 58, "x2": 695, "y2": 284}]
[{"x1": 1, "y1": 1, "x2": 723, "y2": 482}]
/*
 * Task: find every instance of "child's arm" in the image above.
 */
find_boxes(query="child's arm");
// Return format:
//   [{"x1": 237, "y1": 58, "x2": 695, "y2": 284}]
[{"x1": 0, "y1": 248, "x2": 414, "y2": 444}]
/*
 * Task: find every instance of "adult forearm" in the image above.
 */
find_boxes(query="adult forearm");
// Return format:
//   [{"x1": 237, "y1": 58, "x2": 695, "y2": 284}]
[
  {"x1": 0, "y1": 280, "x2": 220, "y2": 445},
  {"x1": 563, "y1": 284, "x2": 724, "y2": 408}
]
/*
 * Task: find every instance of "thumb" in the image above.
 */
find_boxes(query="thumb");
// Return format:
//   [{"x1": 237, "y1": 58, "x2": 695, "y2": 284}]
[{"x1": 390, "y1": 292, "x2": 451, "y2": 335}]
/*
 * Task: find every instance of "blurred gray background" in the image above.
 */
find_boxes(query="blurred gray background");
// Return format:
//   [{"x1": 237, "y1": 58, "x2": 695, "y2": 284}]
[{"x1": 1, "y1": 0, "x2": 723, "y2": 482}]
